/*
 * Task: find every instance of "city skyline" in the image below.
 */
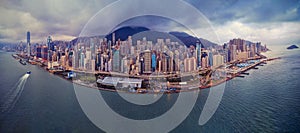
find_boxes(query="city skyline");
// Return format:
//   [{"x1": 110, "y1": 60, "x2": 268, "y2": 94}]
[
  {"x1": 0, "y1": 0, "x2": 299, "y2": 45},
  {"x1": 16, "y1": 30, "x2": 267, "y2": 76},
  {"x1": 0, "y1": 1, "x2": 299, "y2": 132}
]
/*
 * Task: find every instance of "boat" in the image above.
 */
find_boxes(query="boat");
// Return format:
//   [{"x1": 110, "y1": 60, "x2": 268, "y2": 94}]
[
  {"x1": 26, "y1": 71, "x2": 31, "y2": 74},
  {"x1": 236, "y1": 75, "x2": 245, "y2": 78},
  {"x1": 241, "y1": 72, "x2": 250, "y2": 75},
  {"x1": 19, "y1": 59, "x2": 27, "y2": 65},
  {"x1": 137, "y1": 89, "x2": 148, "y2": 94}
]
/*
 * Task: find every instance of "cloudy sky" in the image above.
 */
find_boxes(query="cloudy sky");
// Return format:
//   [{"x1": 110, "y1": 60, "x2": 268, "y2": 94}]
[{"x1": 0, "y1": 0, "x2": 299, "y2": 46}]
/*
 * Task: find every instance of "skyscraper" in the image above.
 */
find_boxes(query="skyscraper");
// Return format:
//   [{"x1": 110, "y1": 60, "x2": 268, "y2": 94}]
[
  {"x1": 196, "y1": 40, "x2": 202, "y2": 68},
  {"x1": 27, "y1": 31, "x2": 30, "y2": 57},
  {"x1": 249, "y1": 43, "x2": 256, "y2": 57},
  {"x1": 139, "y1": 57, "x2": 144, "y2": 74},
  {"x1": 90, "y1": 38, "x2": 96, "y2": 60},
  {"x1": 40, "y1": 46, "x2": 47, "y2": 60},
  {"x1": 47, "y1": 36, "x2": 53, "y2": 69},
  {"x1": 143, "y1": 50, "x2": 152, "y2": 74},
  {"x1": 80, "y1": 52, "x2": 85, "y2": 69},
  {"x1": 112, "y1": 33, "x2": 115, "y2": 46},
  {"x1": 36, "y1": 46, "x2": 42, "y2": 58},
  {"x1": 161, "y1": 53, "x2": 170, "y2": 73},
  {"x1": 184, "y1": 57, "x2": 196, "y2": 72},
  {"x1": 127, "y1": 36, "x2": 132, "y2": 55},
  {"x1": 229, "y1": 44, "x2": 237, "y2": 62},
  {"x1": 213, "y1": 54, "x2": 224, "y2": 67},
  {"x1": 151, "y1": 52, "x2": 156, "y2": 72},
  {"x1": 96, "y1": 53, "x2": 102, "y2": 71},
  {"x1": 72, "y1": 50, "x2": 79, "y2": 69},
  {"x1": 229, "y1": 38, "x2": 246, "y2": 52},
  {"x1": 208, "y1": 52, "x2": 213, "y2": 67},
  {"x1": 256, "y1": 42, "x2": 262, "y2": 54},
  {"x1": 112, "y1": 49, "x2": 120, "y2": 72}
]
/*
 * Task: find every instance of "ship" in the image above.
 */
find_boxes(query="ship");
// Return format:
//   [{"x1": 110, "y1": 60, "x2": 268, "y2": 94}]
[
  {"x1": 19, "y1": 59, "x2": 27, "y2": 65},
  {"x1": 26, "y1": 71, "x2": 31, "y2": 74}
]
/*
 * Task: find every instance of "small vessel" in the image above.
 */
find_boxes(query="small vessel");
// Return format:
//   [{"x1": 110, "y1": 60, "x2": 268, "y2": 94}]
[
  {"x1": 19, "y1": 59, "x2": 27, "y2": 65},
  {"x1": 26, "y1": 71, "x2": 31, "y2": 74}
]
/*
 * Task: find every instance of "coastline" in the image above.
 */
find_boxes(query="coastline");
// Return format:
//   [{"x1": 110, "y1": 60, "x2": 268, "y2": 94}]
[{"x1": 11, "y1": 53, "x2": 280, "y2": 94}]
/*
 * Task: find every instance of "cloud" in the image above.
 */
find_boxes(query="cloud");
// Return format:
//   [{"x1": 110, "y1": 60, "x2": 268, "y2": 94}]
[
  {"x1": 0, "y1": 7, "x2": 46, "y2": 42},
  {"x1": 212, "y1": 21, "x2": 300, "y2": 45},
  {"x1": 185, "y1": 0, "x2": 300, "y2": 24},
  {"x1": 0, "y1": 0, "x2": 299, "y2": 46},
  {"x1": 0, "y1": 0, "x2": 115, "y2": 43}
]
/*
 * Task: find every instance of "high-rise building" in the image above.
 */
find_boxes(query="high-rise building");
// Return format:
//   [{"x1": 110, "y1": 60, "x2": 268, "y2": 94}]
[
  {"x1": 96, "y1": 53, "x2": 102, "y2": 71},
  {"x1": 201, "y1": 52, "x2": 208, "y2": 68},
  {"x1": 84, "y1": 58, "x2": 89, "y2": 70},
  {"x1": 236, "y1": 52, "x2": 248, "y2": 60},
  {"x1": 157, "y1": 60, "x2": 162, "y2": 72},
  {"x1": 103, "y1": 54, "x2": 109, "y2": 71},
  {"x1": 112, "y1": 49, "x2": 120, "y2": 72},
  {"x1": 79, "y1": 52, "x2": 85, "y2": 69},
  {"x1": 47, "y1": 36, "x2": 52, "y2": 58},
  {"x1": 112, "y1": 33, "x2": 115, "y2": 46},
  {"x1": 86, "y1": 50, "x2": 91, "y2": 60},
  {"x1": 60, "y1": 55, "x2": 66, "y2": 67},
  {"x1": 120, "y1": 41, "x2": 127, "y2": 56},
  {"x1": 184, "y1": 58, "x2": 189, "y2": 72},
  {"x1": 52, "y1": 52, "x2": 58, "y2": 62},
  {"x1": 91, "y1": 59, "x2": 96, "y2": 72},
  {"x1": 190, "y1": 57, "x2": 197, "y2": 71},
  {"x1": 72, "y1": 50, "x2": 79, "y2": 69},
  {"x1": 143, "y1": 50, "x2": 152, "y2": 74},
  {"x1": 127, "y1": 36, "x2": 132, "y2": 55},
  {"x1": 36, "y1": 46, "x2": 42, "y2": 58},
  {"x1": 41, "y1": 46, "x2": 48, "y2": 60},
  {"x1": 151, "y1": 52, "x2": 156, "y2": 72},
  {"x1": 256, "y1": 42, "x2": 262, "y2": 54},
  {"x1": 47, "y1": 36, "x2": 53, "y2": 69},
  {"x1": 213, "y1": 54, "x2": 224, "y2": 67},
  {"x1": 121, "y1": 57, "x2": 129, "y2": 74},
  {"x1": 108, "y1": 40, "x2": 112, "y2": 52},
  {"x1": 249, "y1": 43, "x2": 256, "y2": 57},
  {"x1": 196, "y1": 40, "x2": 202, "y2": 68},
  {"x1": 161, "y1": 53, "x2": 171, "y2": 73},
  {"x1": 229, "y1": 44, "x2": 237, "y2": 62},
  {"x1": 201, "y1": 57, "x2": 208, "y2": 68},
  {"x1": 27, "y1": 31, "x2": 31, "y2": 57},
  {"x1": 229, "y1": 38, "x2": 246, "y2": 52},
  {"x1": 184, "y1": 57, "x2": 196, "y2": 72},
  {"x1": 139, "y1": 57, "x2": 144, "y2": 74},
  {"x1": 208, "y1": 52, "x2": 213, "y2": 67},
  {"x1": 90, "y1": 38, "x2": 96, "y2": 60}
]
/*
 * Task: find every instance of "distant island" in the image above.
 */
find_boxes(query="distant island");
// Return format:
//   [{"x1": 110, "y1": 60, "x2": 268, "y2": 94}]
[{"x1": 287, "y1": 44, "x2": 299, "y2": 50}]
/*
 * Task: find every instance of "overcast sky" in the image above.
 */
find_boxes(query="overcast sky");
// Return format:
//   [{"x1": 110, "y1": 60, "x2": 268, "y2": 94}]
[{"x1": 0, "y1": 0, "x2": 299, "y2": 45}]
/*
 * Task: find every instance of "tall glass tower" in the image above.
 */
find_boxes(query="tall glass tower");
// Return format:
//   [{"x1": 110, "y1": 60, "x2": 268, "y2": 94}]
[
  {"x1": 151, "y1": 52, "x2": 156, "y2": 72},
  {"x1": 47, "y1": 36, "x2": 52, "y2": 69},
  {"x1": 27, "y1": 31, "x2": 30, "y2": 57},
  {"x1": 196, "y1": 40, "x2": 202, "y2": 68},
  {"x1": 112, "y1": 49, "x2": 120, "y2": 72}
]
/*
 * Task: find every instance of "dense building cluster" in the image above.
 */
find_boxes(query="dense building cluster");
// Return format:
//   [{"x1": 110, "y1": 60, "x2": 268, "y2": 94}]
[{"x1": 18, "y1": 31, "x2": 268, "y2": 75}]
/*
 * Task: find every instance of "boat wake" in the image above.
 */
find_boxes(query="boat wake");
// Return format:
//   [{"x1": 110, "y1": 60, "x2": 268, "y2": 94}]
[{"x1": 0, "y1": 74, "x2": 30, "y2": 114}]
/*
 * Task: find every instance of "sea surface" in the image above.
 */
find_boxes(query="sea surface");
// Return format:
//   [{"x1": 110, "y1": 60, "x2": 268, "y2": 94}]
[{"x1": 0, "y1": 45, "x2": 299, "y2": 132}]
